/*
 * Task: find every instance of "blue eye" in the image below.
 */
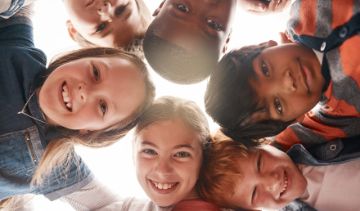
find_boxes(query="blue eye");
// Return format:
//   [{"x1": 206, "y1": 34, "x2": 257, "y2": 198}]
[
  {"x1": 92, "y1": 64, "x2": 101, "y2": 81},
  {"x1": 176, "y1": 3, "x2": 189, "y2": 13},
  {"x1": 99, "y1": 99, "x2": 107, "y2": 116},
  {"x1": 261, "y1": 61, "x2": 270, "y2": 77},
  {"x1": 96, "y1": 22, "x2": 107, "y2": 33},
  {"x1": 206, "y1": 18, "x2": 224, "y2": 32},
  {"x1": 274, "y1": 98, "x2": 283, "y2": 114}
]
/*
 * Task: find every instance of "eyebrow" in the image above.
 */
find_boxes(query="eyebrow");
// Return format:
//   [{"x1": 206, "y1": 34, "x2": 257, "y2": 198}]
[
  {"x1": 251, "y1": 151, "x2": 261, "y2": 206},
  {"x1": 140, "y1": 141, "x2": 195, "y2": 151}
]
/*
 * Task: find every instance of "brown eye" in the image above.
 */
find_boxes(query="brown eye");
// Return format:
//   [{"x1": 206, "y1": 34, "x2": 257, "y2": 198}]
[
  {"x1": 261, "y1": 61, "x2": 270, "y2": 77},
  {"x1": 176, "y1": 3, "x2": 189, "y2": 13},
  {"x1": 114, "y1": 4, "x2": 127, "y2": 16},
  {"x1": 274, "y1": 98, "x2": 283, "y2": 115},
  {"x1": 206, "y1": 18, "x2": 224, "y2": 32}
]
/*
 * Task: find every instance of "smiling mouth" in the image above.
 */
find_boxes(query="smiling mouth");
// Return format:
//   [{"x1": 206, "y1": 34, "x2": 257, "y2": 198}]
[
  {"x1": 61, "y1": 81, "x2": 73, "y2": 112},
  {"x1": 280, "y1": 171, "x2": 288, "y2": 197},
  {"x1": 149, "y1": 179, "x2": 179, "y2": 193}
]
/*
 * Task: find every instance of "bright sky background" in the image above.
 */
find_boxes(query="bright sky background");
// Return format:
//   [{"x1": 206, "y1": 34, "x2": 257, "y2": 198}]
[{"x1": 29, "y1": 0, "x2": 290, "y2": 209}]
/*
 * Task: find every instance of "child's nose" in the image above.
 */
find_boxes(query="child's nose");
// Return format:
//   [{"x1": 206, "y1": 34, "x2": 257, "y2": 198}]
[
  {"x1": 283, "y1": 70, "x2": 296, "y2": 93},
  {"x1": 77, "y1": 82, "x2": 87, "y2": 103},
  {"x1": 155, "y1": 159, "x2": 174, "y2": 176}
]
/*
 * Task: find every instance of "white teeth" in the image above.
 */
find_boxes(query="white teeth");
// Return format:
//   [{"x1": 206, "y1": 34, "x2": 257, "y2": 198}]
[
  {"x1": 62, "y1": 83, "x2": 72, "y2": 111},
  {"x1": 153, "y1": 182, "x2": 175, "y2": 190},
  {"x1": 281, "y1": 173, "x2": 288, "y2": 195}
]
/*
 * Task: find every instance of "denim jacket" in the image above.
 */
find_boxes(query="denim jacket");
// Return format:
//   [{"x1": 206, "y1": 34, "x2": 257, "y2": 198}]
[
  {"x1": 281, "y1": 136, "x2": 360, "y2": 211},
  {"x1": 0, "y1": 17, "x2": 93, "y2": 201}
]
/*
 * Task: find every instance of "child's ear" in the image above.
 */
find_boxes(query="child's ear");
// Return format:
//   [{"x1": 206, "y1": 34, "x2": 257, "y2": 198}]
[
  {"x1": 153, "y1": 0, "x2": 165, "y2": 16},
  {"x1": 66, "y1": 20, "x2": 78, "y2": 41}
]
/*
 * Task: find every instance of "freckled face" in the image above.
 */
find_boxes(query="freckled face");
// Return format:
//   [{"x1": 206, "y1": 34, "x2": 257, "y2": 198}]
[
  {"x1": 247, "y1": 42, "x2": 323, "y2": 123},
  {"x1": 64, "y1": 0, "x2": 144, "y2": 47},
  {"x1": 134, "y1": 118, "x2": 203, "y2": 207},
  {"x1": 227, "y1": 145, "x2": 307, "y2": 210},
  {"x1": 38, "y1": 57, "x2": 146, "y2": 131}
]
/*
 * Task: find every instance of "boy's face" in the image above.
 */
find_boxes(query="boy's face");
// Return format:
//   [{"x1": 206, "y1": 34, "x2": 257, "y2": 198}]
[
  {"x1": 134, "y1": 118, "x2": 203, "y2": 207},
  {"x1": 247, "y1": 42, "x2": 324, "y2": 123},
  {"x1": 64, "y1": 0, "x2": 143, "y2": 47},
  {"x1": 227, "y1": 145, "x2": 307, "y2": 210},
  {"x1": 39, "y1": 57, "x2": 146, "y2": 131},
  {"x1": 153, "y1": 0, "x2": 236, "y2": 56}
]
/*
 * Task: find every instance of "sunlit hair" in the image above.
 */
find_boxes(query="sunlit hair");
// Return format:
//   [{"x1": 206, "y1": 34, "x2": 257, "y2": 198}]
[
  {"x1": 205, "y1": 42, "x2": 292, "y2": 146},
  {"x1": 135, "y1": 96, "x2": 211, "y2": 147},
  {"x1": 143, "y1": 19, "x2": 218, "y2": 84},
  {"x1": 31, "y1": 47, "x2": 155, "y2": 184},
  {"x1": 71, "y1": 0, "x2": 151, "y2": 58},
  {"x1": 197, "y1": 132, "x2": 249, "y2": 208}
]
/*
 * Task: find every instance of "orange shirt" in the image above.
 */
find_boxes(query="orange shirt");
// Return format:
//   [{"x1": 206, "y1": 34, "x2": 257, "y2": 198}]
[{"x1": 276, "y1": 0, "x2": 360, "y2": 149}]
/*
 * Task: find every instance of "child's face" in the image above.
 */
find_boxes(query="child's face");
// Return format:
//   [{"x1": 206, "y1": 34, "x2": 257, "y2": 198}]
[
  {"x1": 248, "y1": 42, "x2": 324, "y2": 123},
  {"x1": 64, "y1": 0, "x2": 143, "y2": 47},
  {"x1": 238, "y1": 0, "x2": 291, "y2": 13},
  {"x1": 39, "y1": 57, "x2": 146, "y2": 131},
  {"x1": 227, "y1": 145, "x2": 307, "y2": 210},
  {"x1": 153, "y1": 0, "x2": 236, "y2": 55},
  {"x1": 134, "y1": 118, "x2": 203, "y2": 207}
]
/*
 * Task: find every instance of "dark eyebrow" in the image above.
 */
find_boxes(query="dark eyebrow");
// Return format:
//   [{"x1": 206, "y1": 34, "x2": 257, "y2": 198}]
[{"x1": 251, "y1": 151, "x2": 261, "y2": 205}]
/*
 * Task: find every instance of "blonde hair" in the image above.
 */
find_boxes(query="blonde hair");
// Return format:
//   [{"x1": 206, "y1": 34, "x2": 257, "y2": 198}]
[
  {"x1": 71, "y1": 0, "x2": 151, "y2": 57},
  {"x1": 31, "y1": 47, "x2": 155, "y2": 185},
  {"x1": 197, "y1": 133, "x2": 249, "y2": 208}
]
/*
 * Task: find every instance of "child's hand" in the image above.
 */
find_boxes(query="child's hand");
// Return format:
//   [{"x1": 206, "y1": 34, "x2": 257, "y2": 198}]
[{"x1": 279, "y1": 32, "x2": 292, "y2": 43}]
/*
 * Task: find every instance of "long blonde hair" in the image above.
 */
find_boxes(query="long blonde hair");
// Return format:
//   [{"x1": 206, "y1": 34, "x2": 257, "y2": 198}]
[{"x1": 31, "y1": 47, "x2": 155, "y2": 185}]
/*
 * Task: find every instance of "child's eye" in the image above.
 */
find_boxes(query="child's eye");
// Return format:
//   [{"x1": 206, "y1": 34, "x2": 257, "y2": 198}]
[
  {"x1": 99, "y1": 99, "x2": 107, "y2": 116},
  {"x1": 274, "y1": 97, "x2": 283, "y2": 115},
  {"x1": 261, "y1": 61, "x2": 270, "y2": 77},
  {"x1": 92, "y1": 64, "x2": 101, "y2": 81},
  {"x1": 206, "y1": 18, "x2": 224, "y2": 32},
  {"x1": 260, "y1": 0, "x2": 272, "y2": 6},
  {"x1": 96, "y1": 22, "x2": 107, "y2": 33},
  {"x1": 114, "y1": 4, "x2": 128, "y2": 17},
  {"x1": 142, "y1": 149, "x2": 157, "y2": 156},
  {"x1": 175, "y1": 3, "x2": 189, "y2": 13},
  {"x1": 174, "y1": 151, "x2": 191, "y2": 158}
]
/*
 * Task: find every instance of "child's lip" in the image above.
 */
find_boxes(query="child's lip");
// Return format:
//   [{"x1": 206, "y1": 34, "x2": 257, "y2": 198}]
[
  {"x1": 298, "y1": 59, "x2": 310, "y2": 93},
  {"x1": 148, "y1": 179, "x2": 179, "y2": 194}
]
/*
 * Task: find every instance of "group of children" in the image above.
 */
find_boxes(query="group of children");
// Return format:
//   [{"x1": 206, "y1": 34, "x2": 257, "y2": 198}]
[{"x1": 1, "y1": 0, "x2": 359, "y2": 210}]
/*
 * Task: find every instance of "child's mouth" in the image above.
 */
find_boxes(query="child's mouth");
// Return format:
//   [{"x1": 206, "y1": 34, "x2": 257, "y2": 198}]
[
  {"x1": 280, "y1": 170, "x2": 288, "y2": 197},
  {"x1": 149, "y1": 179, "x2": 179, "y2": 194},
  {"x1": 61, "y1": 81, "x2": 73, "y2": 112}
]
